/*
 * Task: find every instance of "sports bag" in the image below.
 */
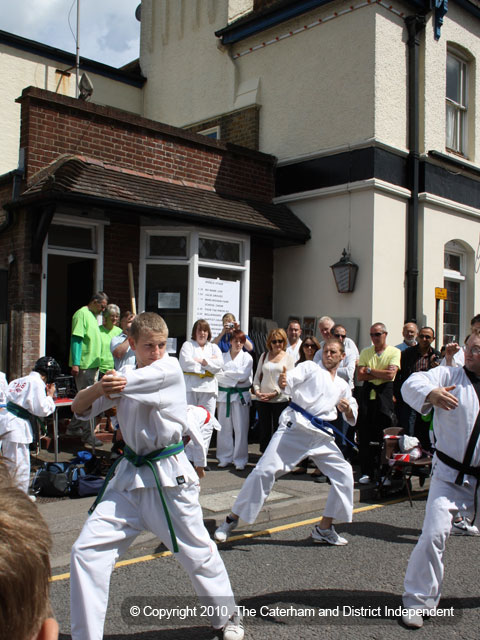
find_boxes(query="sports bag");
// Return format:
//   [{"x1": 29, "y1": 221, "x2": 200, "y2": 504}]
[{"x1": 31, "y1": 462, "x2": 85, "y2": 497}]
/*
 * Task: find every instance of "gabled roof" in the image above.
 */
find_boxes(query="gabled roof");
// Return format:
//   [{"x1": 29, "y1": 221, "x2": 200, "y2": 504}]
[{"x1": 13, "y1": 156, "x2": 310, "y2": 246}]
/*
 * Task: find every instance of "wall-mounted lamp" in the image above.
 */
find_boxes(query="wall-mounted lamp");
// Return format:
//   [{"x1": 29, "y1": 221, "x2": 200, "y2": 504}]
[{"x1": 330, "y1": 249, "x2": 358, "y2": 293}]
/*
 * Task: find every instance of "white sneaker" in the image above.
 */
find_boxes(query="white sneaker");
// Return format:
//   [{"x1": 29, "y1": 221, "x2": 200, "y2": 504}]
[
  {"x1": 358, "y1": 474, "x2": 371, "y2": 484},
  {"x1": 235, "y1": 465, "x2": 245, "y2": 471},
  {"x1": 222, "y1": 610, "x2": 244, "y2": 640},
  {"x1": 311, "y1": 524, "x2": 348, "y2": 546},
  {"x1": 217, "y1": 462, "x2": 231, "y2": 468},
  {"x1": 214, "y1": 518, "x2": 238, "y2": 542},
  {"x1": 451, "y1": 517, "x2": 480, "y2": 536},
  {"x1": 402, "y1": 609, "x2": 423, "y2": 628},
  {"x1": 380, "y1": 476, "x2": 392, "y2": 487}
]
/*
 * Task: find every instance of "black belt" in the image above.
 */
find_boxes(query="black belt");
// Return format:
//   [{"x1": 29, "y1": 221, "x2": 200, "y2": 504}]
[{"x1": 435, "y1": 449, "x2": 480, "y2": 484}]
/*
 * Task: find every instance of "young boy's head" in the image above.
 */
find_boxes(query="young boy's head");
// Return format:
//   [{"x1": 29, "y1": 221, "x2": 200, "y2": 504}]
[
  {"x1": 129, "y1": 312, "x2": 168, "y2": 368},
  {"x1": 0, "y1": 460, "x2": 58, "y2": 640}
]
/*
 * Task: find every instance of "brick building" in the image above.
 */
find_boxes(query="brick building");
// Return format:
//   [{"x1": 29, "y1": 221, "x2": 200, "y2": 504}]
[{"x1": 0, "y1": 87, "x2": 309, "y2": 378}]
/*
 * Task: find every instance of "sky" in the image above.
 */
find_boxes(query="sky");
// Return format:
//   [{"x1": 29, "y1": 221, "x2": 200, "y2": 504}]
[{"x1": 0, "y1": 0, "x2": 141, "y2": 68}]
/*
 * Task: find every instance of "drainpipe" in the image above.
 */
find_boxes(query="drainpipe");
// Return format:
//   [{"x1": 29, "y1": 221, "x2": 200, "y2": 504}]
[{"x1": 405, "y1": 15, "x2": 426, "y2": 323}]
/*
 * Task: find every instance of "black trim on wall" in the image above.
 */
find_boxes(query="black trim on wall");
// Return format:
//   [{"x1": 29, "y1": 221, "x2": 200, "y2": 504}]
[
  {"x1": 276, "y1": 147, "x2": 408, "y2": 196},
  {"x1": 275, "y1": 146, "x2": 480, "y2": 210}
]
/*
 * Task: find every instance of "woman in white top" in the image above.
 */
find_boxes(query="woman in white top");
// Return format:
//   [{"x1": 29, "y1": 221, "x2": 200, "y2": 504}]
[
  {"x1": 179, "y1": 320, "x2": 223, "y2": 456},
  {"x1": 217, "y1": 330, "x2": 253, "y2": 470},
  {"x1": 252, "y1": 328, "x2": 294, "y2": 453}
]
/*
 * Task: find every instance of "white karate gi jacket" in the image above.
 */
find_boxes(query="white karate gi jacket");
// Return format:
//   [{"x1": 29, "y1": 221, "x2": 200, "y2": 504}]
[
  {"x1": 217, "y1": 350, "x2": 253, "y2": 405},
  {"x1": 281, "y1": 361, "x2": 358, "y2": 435},
  {"x1": 0, "y1": 371, "x2": 55, "y2": 443},
  {"x1": 75, "y1": 356, "x2": 205, "y2": 489},
  {"x1": 179, "y1": 340, "x2": 223, "y2": 394},
  {"x1": 401, "y1": 365, "x2": 480, "y2": 484}
]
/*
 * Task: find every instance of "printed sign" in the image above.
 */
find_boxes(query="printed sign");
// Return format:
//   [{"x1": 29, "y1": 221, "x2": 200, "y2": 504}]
[{"x1": 196, "y1": 277, "x2": 240, "y2": 337}]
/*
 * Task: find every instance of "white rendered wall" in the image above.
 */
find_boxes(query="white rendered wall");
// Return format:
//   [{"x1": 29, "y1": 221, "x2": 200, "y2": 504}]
[
  {"x1": 422, "y1": 6, "x2": 480, "y2": 164},
  {"x1": 140, "y1": 0, "x2": 235, "y2": 126},
  {"x1": 418, "y1": 197, "x2": 480, "y2": 343},
  {"x1": 0, "y1": 43, "x2": 143, "y2": 174}
]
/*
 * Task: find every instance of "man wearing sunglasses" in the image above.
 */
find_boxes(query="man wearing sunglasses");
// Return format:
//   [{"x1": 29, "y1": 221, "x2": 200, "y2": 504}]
[
  {"x1": 400, "y1": 333, "x2": 480, "y2": 628},
  {"x1": 395, "y1": 327, "x2": 440, "y2": 446},
  {"x1": 356, "y1": 323, "x2": 401, "y2": 484}
]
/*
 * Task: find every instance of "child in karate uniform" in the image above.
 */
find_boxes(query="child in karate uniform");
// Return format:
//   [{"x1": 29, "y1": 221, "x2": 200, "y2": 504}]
[
  {"x1": 70, "y1": 312, "x2": 244, "y2": 640},
  {"x1": 0, "y1": 357, "x2": 59, "y2": 496}
]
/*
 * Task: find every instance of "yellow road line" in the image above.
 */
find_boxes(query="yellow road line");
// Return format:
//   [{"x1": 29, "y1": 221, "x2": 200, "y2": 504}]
[{"x1": 50, "y1": 492, "x2": 427, "y2": 583}]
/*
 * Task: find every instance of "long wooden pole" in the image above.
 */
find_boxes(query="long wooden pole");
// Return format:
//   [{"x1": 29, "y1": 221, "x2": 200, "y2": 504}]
[{"x1": 128, "y1": 263, "x2": 137, "y2": 314}]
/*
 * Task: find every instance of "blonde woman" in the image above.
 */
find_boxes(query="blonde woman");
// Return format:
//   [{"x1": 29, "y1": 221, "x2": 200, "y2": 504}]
[{"x1": 252, "y1": 328, "x2": 294, "y2": 452}]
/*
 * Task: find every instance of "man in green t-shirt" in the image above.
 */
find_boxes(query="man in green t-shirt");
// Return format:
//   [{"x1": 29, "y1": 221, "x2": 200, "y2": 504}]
[
  {"x1": 356, "y1": 322, "x2": 401, "y2": 484},
  {"x1": 66, "y1": 292, "x2": 108, "y2": 446}
]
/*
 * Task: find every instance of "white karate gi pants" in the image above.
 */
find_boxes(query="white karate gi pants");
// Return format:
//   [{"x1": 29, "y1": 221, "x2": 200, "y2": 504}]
[
  {"x1": 2, "y1": 441, "x2": 30, "y2": 493},
  {"x1": 403, "y1": 472, "x2": 476, "y2": 610},
  {"x1": 71, "y1": 483, "x2": 236, "y2": 640},
  {"x1": 217, "y1": 402, "x2": 249, "y2": 468},
  {"x1": 186, "y1": 392, "x2": 217, "y2": 456},
  {"x1": 232, "y1": 421, "x2": 353, "y2": 524}
]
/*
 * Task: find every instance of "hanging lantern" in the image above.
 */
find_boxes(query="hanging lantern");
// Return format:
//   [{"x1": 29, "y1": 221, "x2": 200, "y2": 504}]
[{"x1": 330, "y1": 249, "x2": 358, "y2": 293}]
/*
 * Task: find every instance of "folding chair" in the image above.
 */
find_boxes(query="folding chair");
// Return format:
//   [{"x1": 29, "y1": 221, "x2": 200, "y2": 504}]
[{"x1": 378, "y1": 427, "x2": 432, "y2": 506}]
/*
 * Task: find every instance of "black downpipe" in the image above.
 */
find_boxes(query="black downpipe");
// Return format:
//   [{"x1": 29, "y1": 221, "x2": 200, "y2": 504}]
[{"x1": 405, "y1": 15, "x2": 426, "y2": 323}]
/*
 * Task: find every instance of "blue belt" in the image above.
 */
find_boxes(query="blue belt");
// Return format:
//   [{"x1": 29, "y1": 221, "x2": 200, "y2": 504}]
[
  {"x1": 89, "y1": 441, "x2": 185, "y2": 552},
  {"x1": 289, "y1": 401, "x2": 358, "y2": 452}
]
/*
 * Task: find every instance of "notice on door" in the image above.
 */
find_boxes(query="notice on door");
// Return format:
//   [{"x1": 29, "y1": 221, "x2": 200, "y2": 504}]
[{"x1": 197, "y1": 277, "x2": 240, "y2": 337}]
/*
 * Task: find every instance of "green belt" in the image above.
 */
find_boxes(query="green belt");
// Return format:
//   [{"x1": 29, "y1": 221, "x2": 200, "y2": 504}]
[
  {"x1": 218, "y1": 386, "x2": 250, "y2": 418},
  {"x1": 89, "y1": 441, "x2": 185, "y2": 552},
  {"x1": 6, "y1": 401, "x2": 46, "y2": 434},
  {"x1": 6, "y1": 401, "x2": 32, "y2": 421}
]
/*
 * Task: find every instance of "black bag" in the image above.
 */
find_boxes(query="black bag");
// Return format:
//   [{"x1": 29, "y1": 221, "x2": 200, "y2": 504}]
[
  {"x1": 71, "y1": 474, "x2": 105, "y2": 498},
  {"x1": 31, "y1": 462, "x2": 85, "y2": 497}
]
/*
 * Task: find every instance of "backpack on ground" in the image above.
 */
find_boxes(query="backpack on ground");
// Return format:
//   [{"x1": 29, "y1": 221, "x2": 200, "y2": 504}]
[{"x1": 31, "y1": 462, "x2": 85, "y2": 497}]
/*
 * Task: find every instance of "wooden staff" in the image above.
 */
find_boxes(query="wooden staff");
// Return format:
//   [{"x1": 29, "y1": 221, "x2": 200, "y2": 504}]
[{"x1": 128, "y1": 263, "x2": 137, "y2": 314}]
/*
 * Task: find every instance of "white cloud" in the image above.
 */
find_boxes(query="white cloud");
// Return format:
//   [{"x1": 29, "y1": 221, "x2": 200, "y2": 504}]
[{"x1": 0, "y1": 0, "x2": 140, "y2": 67}]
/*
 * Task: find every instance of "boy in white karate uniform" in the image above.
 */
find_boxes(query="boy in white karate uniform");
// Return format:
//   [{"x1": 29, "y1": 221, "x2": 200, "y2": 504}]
[
  {"x1": 0, "y1": 357, "x2": 58, "y2": 495},
  {"x1": 70, "y1": 312, "x2": 244, "y2": 640},
  {"x1": 215, "y1": 339, "x2": 357, "y2": 546}
]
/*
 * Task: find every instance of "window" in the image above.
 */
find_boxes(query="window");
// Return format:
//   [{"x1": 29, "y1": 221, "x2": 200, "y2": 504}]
[
  {"x1": 446, "y1": 52, "x2": 467, "y2": 155},
  {"x1": 140, "y1": 229, "x2": 250, "y2": 352},
  {"x1": 48, "y1": 223, "x2": 95, "y2": 251},
  {"x1": 443, "y1": 243, "x2": 466, "y2": 344},
  {"x1": 198, "y1": 126, "x2": 220, "y2": 140}
]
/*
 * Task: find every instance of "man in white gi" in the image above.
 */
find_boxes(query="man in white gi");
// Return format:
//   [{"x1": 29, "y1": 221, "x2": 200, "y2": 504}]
[
  {"x1": 400, "y1": 333, "x2": 480, "y2": 628},
  {"x1": 286, "y1": 319, "x2": 303, "y2": 363},
  {"x1": 70, "y1": 312, "x2": 244, "y2": 640},
  {"x1": 214, "y1": 338, "x2": 357, "y2": 545},
  {"x1": 442, "y1": 314, "x2": 480, "y2": 368}
]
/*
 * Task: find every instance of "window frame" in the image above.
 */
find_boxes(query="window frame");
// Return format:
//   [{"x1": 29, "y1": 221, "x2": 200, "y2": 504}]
[{"x1": 446, "y1": 50, "x2": 468, "y2": 156}]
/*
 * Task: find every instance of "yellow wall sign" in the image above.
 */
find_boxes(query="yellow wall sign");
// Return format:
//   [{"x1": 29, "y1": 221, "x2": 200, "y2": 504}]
[{"x1": 435, "y1": 287, "x2": 447, "y2": 300}]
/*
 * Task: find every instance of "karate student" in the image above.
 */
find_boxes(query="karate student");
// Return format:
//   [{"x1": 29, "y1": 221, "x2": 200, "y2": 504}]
[
  {"x1": 216, "y1": 330, "x2": 253, "y2": 470},
  {"x1": 69, "y1": 312, "x2": 243, "y2": 640},
  {"x1": 0, "y1": 357, "x2": 59, "y2": 496},
  {"x1": 214, "y1": 338, "x2": 357, "y2": 545},
  {"x1": 401, "y1": 333, "x2": 480, "y2": 628}
]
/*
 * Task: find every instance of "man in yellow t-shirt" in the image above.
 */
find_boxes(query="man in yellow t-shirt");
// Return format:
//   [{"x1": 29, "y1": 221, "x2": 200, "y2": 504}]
[{"x1": 356, "y1": 323, "x2": 401, "y2": 484}]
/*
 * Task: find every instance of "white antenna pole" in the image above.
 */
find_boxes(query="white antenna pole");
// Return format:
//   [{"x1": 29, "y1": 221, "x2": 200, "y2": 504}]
[{"x1": 75, "y1": 0, "x2": 80, "y2": 98}]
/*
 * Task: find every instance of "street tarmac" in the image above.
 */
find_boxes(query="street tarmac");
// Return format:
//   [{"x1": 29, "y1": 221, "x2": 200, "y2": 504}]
[{"x1": 51, "y1": 492, "x2": 480, "y2": 640}]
